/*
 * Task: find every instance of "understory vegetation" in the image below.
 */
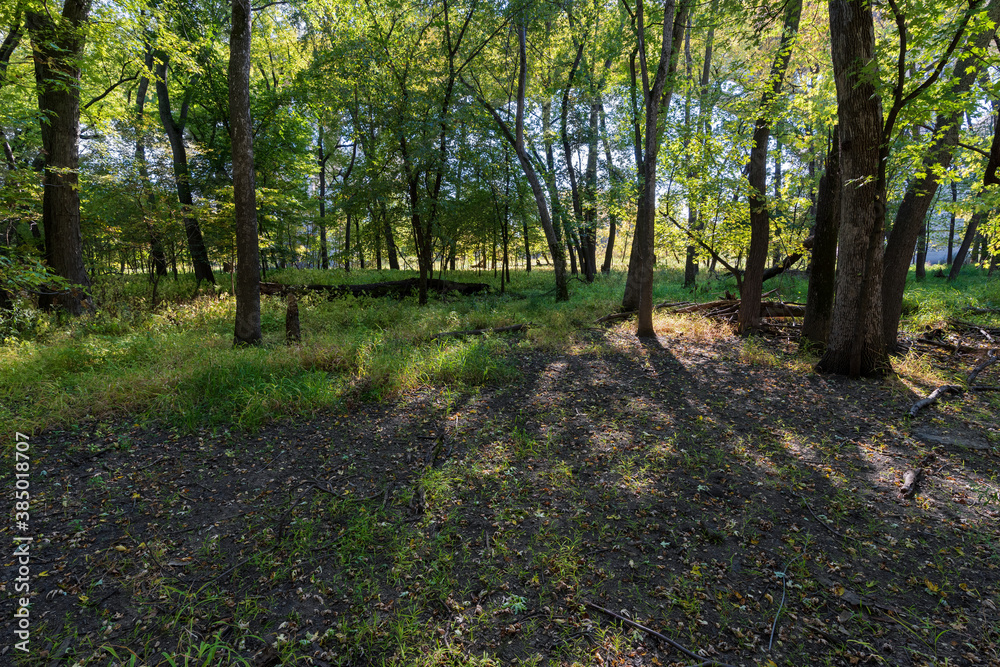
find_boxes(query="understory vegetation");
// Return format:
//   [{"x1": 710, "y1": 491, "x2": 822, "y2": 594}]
[{"x1": 1, "y1": 267, "x2": 999, "y2": 667}]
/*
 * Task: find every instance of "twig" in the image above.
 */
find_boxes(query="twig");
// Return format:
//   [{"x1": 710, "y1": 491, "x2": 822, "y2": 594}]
[
  {"x1": 908, "y1": 385, "x2": 963, "y2": 418},
  {"x1": 582, "y1": 600, "x2": 738, "y2": 667},
  {"x1": 794, "y1": 493, "x2": 860, "y2": 543},
  {"x1": 768, "y1": 569, "x2": 788, "y2": 652}
]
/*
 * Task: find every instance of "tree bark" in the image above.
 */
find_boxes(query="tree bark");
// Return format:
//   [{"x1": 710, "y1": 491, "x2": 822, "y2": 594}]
[
  {"x1": 915, "y1": 217, "x2": 927, "y2": 280},
  {"x1": 628, "y1": 0, "x2": 689, "y2": 337},
  {"x1": 155, "y1": 54, "x2": 214, "y2": 284},
  {"x1": 230, "y1": 0, "x2": 261, "y2": 346},
  {"x1": 27, "y1": 2, "x2": 93, "y2": 315},
  {"x1": 623, "y1": 0, "x2": 688, "y2": 321},
  {"x1": 582, "y1": 101, "x2": 600, "y2": 282},
  {"x1": 881, "y1": 0, "x2": 999, "y2": 345},
  {"x1": 317, "y1": 125, "x2": 330, "y2": 270},
  {"x1": 817, "y1": 0, "x2": 889, "y2": 377},
  {"x1": 947, "y1": 181, "x2": 957, "y2": 265},
  {"x1": 738, "y1": 0, "x2": 802, "y2": 334},
  {"x1": 802, "y1": 126, "x2": 842, "y2": 347}
]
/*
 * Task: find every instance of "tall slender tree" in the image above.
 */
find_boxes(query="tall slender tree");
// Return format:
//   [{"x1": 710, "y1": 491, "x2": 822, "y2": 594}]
[{"x1": 230, "y1": 0, "x2": 261, "y2": 346}]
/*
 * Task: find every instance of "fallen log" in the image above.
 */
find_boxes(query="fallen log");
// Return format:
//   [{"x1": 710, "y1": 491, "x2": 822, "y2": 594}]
[
  {"x1": 908, "y1": 385, "x2": 963, "y2": 418},
  {"x1": 899, "y1": 468, "x2": 924, "y2": 499},
  {"x1": 429, "y1": 323, "x2": 531, "y2": 340},
  {"x1": 260, "y1": 278, "x2": 490, "y2": 299}
]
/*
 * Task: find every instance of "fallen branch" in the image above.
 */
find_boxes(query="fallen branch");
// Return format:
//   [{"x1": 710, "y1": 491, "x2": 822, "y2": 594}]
[
  {"x1": 430, "y1": 323, "x2": 530, "y2": 340},
  {"x1": 899, "y1": 468, "x2": 924, "y2": 499},
  {"x1": 260, "y1": 278, "x2": 490, "y2": 299},
  {"x1": 967, "y1": 352, "x2": 998, "y2": 386},
  {"x1": 964, "y1": 306, "x2": 1000, "y2": 315},
  {"x1": 914, "y1": 337, "x2": 986, "y2": 354},
  {"x1": 908, "y1": 385, "x2": 963, "y2": 418},
  {"x1": 582, "y1": 600, "x2": 737, "y2": 667}
]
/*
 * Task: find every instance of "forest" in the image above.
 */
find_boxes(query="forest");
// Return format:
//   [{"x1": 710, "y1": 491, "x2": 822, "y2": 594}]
[{"x1": 1, "y1": 0, "x2": 1000, "y2": 666}]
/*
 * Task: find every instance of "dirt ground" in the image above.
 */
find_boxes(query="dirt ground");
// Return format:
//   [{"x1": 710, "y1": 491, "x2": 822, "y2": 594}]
[{"x1": 3, "y1": 327, "x2": 999, "y2": 666}]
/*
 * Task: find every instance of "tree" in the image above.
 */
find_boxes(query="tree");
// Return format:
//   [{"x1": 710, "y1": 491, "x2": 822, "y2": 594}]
[
  {"x1": 154, "y1": 15, "x2": 215, "y2": 285},
  {"x1": 27, "y1": 0, "x2": 93, "y2": 315},
  {"x1": 472, "y1": 22, "x2": 569, "y2": 301},
  {"x1": 629, "y1": 0, "x2": 689, "y2": 337},
  {"x1": 737, "y1": 0, "x2": 802, "y2": 334},
  {"x1": 230, "y1": 0, "x2": 261, "y2": 346},
  {"x1": 816, "y1": 0, "x2": 887, "y2": 377},
  {"x1": 801, "y1": 126, "x2": 840, "y2": 348},
  {"x1": 881, "y1": 0, "x2": 1000, "y2": 345}
]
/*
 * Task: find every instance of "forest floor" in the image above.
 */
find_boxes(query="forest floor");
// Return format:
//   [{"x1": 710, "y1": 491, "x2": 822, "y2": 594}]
[{"x1": 4, "y1": 315, "x2": 999, "y2": 667}]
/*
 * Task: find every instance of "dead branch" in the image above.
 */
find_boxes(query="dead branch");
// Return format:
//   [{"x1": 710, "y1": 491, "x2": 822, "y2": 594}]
[
  {"x1": 908, "y1": 385, "x2": 963, "y2": 418},
  {"x1": 964, "y1": 306, "x2": 1000, "y2": 315},
  {"x1": 967, "y1": 352, "x2": 998, "y2": 386},
  {"x1": 260, "y1": 278, "x2": 490, "y2": 299},
  {"x1": 582, "y1": 600, "x2": 738, "y2": 667},
  {"x1": 914, "y1": 337, "x2": 986, "y2": 354},
  {"x1": 429, "y1": 323, "x2": 530, "y2": 340},
  {"x1": 899, "y1": 468, "x2": 924, "y2": 499}
]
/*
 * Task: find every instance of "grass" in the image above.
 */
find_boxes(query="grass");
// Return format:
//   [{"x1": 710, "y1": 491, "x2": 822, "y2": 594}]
[{"x1": 1, "y1": 263, "x2": 997, "y2": 436}]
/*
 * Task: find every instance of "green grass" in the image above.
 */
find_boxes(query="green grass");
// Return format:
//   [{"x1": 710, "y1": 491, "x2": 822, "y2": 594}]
[{"x1": 1, "y1": 263, "x2": 997, "y2": 434}]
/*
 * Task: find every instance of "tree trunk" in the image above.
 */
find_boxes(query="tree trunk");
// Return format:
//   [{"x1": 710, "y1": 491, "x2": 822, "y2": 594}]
[
  {"x1": 623, "y1": 0, "x2": 688, "y2": 318},
  {"x1": 134, "y1": 44, "x2": 168, "y2": 277},
  {"x1": 599, "y1": 103, "x2": 618, "y2": 274},
  {"x1": 318, "y1": 126, "x2": 330, "y2": 270},
  {"x1": 947, "y1": 181, "x2": 957, "y2": 265},
  {"x1": 915, "y1": 218, "x2": 927, "y2": 280},
  {"x1": 477, "y1": 24, "x2": 568, "y2": 301},
  {"x1": 802, "y1": 126, "x2": 841, "y2": 348},
  {"x1": 948, "y1": 211, "x2": 986, "y2": 281},
  {"x1": 634, "y1": 0, "x2": 689, "y2": 337},
  {"x1": 582, "y1": 101, "x2": 599, "y2": 282},
  {"x1": 817, "y1": 0, "x2": 889, "y2": 377},
  {"x1": 561, "y1": 41, "x2": 588, "y2": 280},
  {"x1": 738, "y1": 0, "x2": 801, "y2": 334},
  {"x1": 384, "y1": 206, "x2": 399, "y2": 270},
  {"x1": 881, "y1": 0, "x2": 999, "y2": 344},
  {"x1": 230, "y1": 0, "x2": 261, "y2": 346},
  {"x1": 949, "y1": 85, "x2": 1000, "y2": 282},
  {"x1": 27, "y1": 2, "x2": 92, "y2": 315},
  {"x1": 155, "y1": 54, "x2": 214, "y2": 284}
]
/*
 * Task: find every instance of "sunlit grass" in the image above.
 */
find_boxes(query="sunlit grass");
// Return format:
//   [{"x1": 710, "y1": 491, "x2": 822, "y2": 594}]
[{"x1": 2, "y1": 263, "x2": 996, "y2": 433}]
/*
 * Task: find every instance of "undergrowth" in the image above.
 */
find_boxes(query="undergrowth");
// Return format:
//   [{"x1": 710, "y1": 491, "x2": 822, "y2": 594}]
[{"x1": 1, "y1": 264, "x2": 996, "y2": 434}]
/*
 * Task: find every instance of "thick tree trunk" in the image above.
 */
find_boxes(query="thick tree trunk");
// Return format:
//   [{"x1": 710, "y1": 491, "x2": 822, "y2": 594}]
[
  {"x1": 27, "y1": 3, "x2": 92, "y2": 315},
  {"x1": 155, "y1": 55, "x2": 214, "y2": 284},
  {"x1": 802, "y1": 126, "x2": 841, "y2": 348},
  {"x1": 230, "y1": 0, "x2": 261, "y2": 346},
  {"x1": 881, "y1": 0, "x2": 999, "y2": 345},
  {"x1": 738, "y1": 0, "x2": 801, "y2": 334},
  {"x1": 817, "y1": 0, "x2": 889, "y2": 377}
]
